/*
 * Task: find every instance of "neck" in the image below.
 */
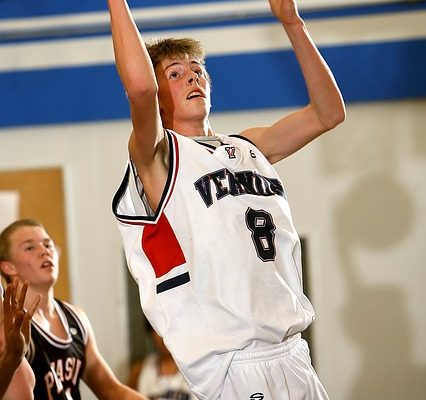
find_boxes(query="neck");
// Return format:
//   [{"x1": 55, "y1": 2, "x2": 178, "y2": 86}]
[
  {"x1": 25, "y1": 285, "x2": 55, "y2": 315},
  {"x1": 165, "y1": 117, "x2": 214, "y2": 137}
]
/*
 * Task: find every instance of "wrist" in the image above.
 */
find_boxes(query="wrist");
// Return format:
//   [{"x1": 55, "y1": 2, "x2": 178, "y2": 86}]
[
  {"x1": 282, "y1": 16, "x2": 304, "y2": 30},
  {"x1": 0, "y1": 350, "x2": 23, "y2": 371}
]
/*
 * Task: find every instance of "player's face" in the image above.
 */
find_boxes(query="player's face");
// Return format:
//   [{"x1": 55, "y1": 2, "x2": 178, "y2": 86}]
[
  {"x1": 6, "y1": 226, "x2": 59, "y2": 288},
  {"x1": 156, "y1": 55, "x2": 211, "y2": 129}
]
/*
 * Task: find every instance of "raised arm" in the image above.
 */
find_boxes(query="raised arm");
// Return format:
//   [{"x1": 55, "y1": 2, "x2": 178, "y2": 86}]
[
  {"x1": 0, "y1": 280, "x2": 39, "y2": 400},
  {"x1": 72, "y1": 304, "x2": 148, "y2": 400},
  {"x1": 108, "y1": 0, "x2": 169, "y2": 209},
  {"x1": 243, "y1": 0, "x2": 346, "y2": 164}
]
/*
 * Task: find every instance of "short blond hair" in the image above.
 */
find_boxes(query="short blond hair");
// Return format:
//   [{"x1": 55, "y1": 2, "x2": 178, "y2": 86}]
[
  {"x1": 0, "y1": 219, "x2": 45, "y2": 283},
  {"x1": 147, "y1": 37, "x2": 206, "y2": 69}
]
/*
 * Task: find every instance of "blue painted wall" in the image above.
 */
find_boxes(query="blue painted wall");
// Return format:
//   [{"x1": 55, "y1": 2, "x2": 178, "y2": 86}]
[{"x1": 0, "y1": 1, "x2": 425, "y2": 127}]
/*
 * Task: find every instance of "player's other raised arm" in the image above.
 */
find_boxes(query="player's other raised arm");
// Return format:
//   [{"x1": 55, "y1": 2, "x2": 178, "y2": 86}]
[
  {"x1": 243, "y1": 0, "x2": 346, "y2": 164},
  {"x1": 107, "y1": 0, "x2": 163, "y2": 166}
]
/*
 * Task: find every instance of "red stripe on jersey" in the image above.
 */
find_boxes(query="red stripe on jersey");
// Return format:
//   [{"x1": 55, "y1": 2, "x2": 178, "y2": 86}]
[{"x1": 141, "y1": 212, "x2": 186, "y2": 278}]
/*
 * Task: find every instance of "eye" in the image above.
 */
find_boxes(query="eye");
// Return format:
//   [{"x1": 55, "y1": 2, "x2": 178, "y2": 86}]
[
  {"x1": 168, "y1": 71, "x2": 180, "y2": 79},
  {"x1": 193, "y1": 68, "x2": 203, "y2": 77},
  {"x1": 25, "y1": 245, "x2": 34, "y2": 251},
  {"x1": 45, "y1": 241, "x2": 55, "y2": 250}
]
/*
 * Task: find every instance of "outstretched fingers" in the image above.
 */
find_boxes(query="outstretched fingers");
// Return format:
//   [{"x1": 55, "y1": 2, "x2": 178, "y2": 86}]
[
  {"x1": 3, "y1": 279, "x2": 40, "y2": 349},
  {"x1": 22, "y1": 293, "x2": 41, "y2": 343}
]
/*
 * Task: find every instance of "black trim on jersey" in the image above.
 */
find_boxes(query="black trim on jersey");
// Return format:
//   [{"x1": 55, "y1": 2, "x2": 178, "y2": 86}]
[
  {"x1": 193, "y1": 137, "x2": 223, "y2": 150},
  {"x1": 28, "y1": 300, "x2": 87, "y2": 360},
  {"x1": 157, "y1": 272, "x2": 190, "y2": 293},
  {"x1": 111, "y1": 164, "x2": 130, "y2": 216},
  {"x1": 229, "y1": 134, "x2": 257, "y2": 148},
  {"x1": 194, "y1": 135, "x2": 256, "y2": 150},
  {"x1": 62, "y1": 301, "x2": 88, "y2": 345},
  {"x1": 197, "y1": 142, "x2": 216, "y2": 151},
  {"x1": 112, "y1": 129, "x2": 176, "y2": 223},
  {"x1": 30, "y1": 300, "x2": 73, "y2": 349}
]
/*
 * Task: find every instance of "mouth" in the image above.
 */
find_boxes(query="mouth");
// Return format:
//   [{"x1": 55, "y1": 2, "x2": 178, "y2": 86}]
[
  {"x1": 186, "y1": 90, "x2": 205, "y2": 100},
  {"x1": 41, "y1": 260, "x2": 54, "y2": 269}
]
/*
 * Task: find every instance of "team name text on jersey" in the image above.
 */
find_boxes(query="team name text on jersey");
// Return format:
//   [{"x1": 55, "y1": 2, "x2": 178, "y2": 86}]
[
  {"x1": 194, "y1": 168, "x2": 285, "y2": 207},
  {"x1": 44, "y1": 357, "x2": 83, "y2": 400}
]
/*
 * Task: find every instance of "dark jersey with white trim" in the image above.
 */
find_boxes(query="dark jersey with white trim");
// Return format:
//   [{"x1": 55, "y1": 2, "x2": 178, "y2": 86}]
[
  {"x1": 27, "y1": 300, "x2": 87, "y2": 400},
  {"x1": 112, "y1": 130, "x2": 315, "y2": 399}
]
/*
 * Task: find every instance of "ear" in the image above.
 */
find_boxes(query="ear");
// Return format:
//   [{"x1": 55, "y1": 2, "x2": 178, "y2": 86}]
[{"x1": 0, "y1": 260, "x2": 17, "y2": 280}]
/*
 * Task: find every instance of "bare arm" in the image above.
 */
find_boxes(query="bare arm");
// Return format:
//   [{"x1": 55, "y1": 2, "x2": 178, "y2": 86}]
[
  {"x1": 72, "y1": 305, "x2": 148, "y2": 400},
  {"x1": 107, "y1": 0, "x2": 167, "y2": 209},
  {"x1": 126, "y1": 359, "x2": 143, "y2": 390},
  {"x1": 243, "y1": 0, "x2": 346, "y2": 164}
]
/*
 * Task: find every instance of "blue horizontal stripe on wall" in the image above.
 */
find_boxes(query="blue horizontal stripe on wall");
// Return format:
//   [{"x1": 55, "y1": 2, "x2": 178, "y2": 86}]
[
  {"x1": 0, "y1": 0, "x2": 231, "y2": 19},
  {"x1": 1, "y1": 3, "x2": 425, "y2": 45},
  {"x1": 210, "y1": 39, "x2": 426, "y2": 109},
  {"x1": 0, "y1": 66, "x2": 129, "y2": 127},
  {"x1": 0, "y1": 39, "x2": 425, "y2": 128},
  {"x1": 1, "y1": 1, "x2": 425, "y2": 21}
]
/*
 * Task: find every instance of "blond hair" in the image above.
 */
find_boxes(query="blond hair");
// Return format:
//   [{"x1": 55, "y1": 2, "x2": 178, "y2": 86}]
[
  {"x1": 0, "y1": 219, "x2": 46, "y2": 284},
  {"x1": 147, "y1": 37, "x2": 206, "y2": 69}
]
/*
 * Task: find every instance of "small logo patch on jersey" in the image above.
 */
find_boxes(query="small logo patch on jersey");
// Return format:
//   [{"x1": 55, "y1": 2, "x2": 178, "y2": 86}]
[
  {"x1": 225, "y1": 146, "x2": 237, "y2": 159},
  {"x1": 70, "y1": 327, "x2": 78, "y2": 336},
  {"x1": 250, "y1": 393, "x2": 264, "y2": 400}
]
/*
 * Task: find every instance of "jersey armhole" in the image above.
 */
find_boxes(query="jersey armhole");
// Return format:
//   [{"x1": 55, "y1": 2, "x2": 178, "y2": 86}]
[{"x1": 229, "y1": 134, "x2": 257, "y2": 148}]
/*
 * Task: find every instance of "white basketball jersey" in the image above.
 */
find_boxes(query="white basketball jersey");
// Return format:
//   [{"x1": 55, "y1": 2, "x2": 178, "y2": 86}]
[{"x1": 112, "y1": 130, "x2": 315, "y2": 400}]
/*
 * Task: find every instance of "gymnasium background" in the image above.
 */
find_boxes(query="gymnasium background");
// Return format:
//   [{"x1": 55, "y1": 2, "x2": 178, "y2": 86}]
[{"x1": 1, "y1": 0, "x2": 425, "y2": 398}]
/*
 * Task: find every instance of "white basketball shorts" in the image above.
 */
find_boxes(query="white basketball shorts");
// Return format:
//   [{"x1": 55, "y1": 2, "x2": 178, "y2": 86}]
[{"x1": 220, "y1": 334, "x2": 329, "y2": 400}]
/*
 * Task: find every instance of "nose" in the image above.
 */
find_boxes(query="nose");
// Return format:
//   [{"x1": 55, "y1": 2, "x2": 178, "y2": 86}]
[
  {"x1": 40, "y1": 245, "x2": 49, "y2": 256},
  {"x1": 39, "y1": 243, "x2": 52, "y2": 256},
  {"x1": 187, "y1": 71, "x2": 199, "y2": 85}
]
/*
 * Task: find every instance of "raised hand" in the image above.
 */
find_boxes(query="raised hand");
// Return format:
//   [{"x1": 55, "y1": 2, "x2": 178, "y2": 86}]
[
  {"x1": 268, "y1": 0, "x2": 302, "y2": 25},
  {"x1": 2, "y1": 279, "x2": 40, "y2": 368}
]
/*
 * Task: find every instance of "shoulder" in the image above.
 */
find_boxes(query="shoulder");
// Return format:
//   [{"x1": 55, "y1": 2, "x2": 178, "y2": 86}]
[
  {"x1": 59, "y1": 300, "x2": 86, "y2": 321},
  {"x1": 58, "y1": 301, "x2": 92, "y2": 341}
]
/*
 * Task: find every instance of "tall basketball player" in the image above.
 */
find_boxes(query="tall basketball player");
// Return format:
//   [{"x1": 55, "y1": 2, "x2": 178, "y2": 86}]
[{"x1": 108, "y1": 0, "x2": 345, "y2": 398}]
